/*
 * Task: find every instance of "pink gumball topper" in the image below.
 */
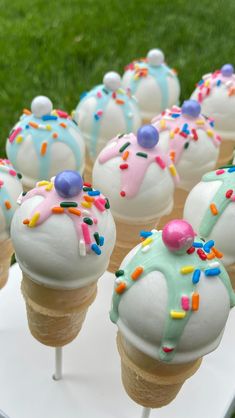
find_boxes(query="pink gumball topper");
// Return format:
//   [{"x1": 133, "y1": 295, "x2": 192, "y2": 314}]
[{"x1": 162, "y1": 219, "x2": 195, "y2": 253}]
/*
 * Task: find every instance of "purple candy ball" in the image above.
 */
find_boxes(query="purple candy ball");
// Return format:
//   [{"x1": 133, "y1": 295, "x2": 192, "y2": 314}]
[
  {"x1": 181, "y1": 100, "x2": 201, "y2": 118},
  {"x1": 137, "y1": 125, "x2": 159, "y2": 149},
  {"x1": 221, "y1": 64, "x2": 234, "y2": 77},
  {"x1": 162, "y1": 219, "x2": 195, "y2": 254},
  {"x1": 54, "y1": 170, "x2": 83, "y2": 198}
]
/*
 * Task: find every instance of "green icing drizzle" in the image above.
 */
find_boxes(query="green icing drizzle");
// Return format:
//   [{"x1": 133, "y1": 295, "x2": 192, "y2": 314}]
[
  {"x1": 110, "y1": 230, "x2": 235, "y2": 362},
  {"x1": 199, "y1": 167, "x2": 235, "y2": 237}
]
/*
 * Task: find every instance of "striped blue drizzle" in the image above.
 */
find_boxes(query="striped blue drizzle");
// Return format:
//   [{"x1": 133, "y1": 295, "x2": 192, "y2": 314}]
[
  {"x1": 129, "y1": 63, "x2": 178, "y2": 110},
  {"x1": 76, "y1": 85, "x2": 136, "y2": 159}
]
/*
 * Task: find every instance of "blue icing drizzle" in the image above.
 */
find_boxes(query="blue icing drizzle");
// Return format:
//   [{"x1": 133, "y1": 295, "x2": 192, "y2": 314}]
[
  {"x1": 0, "y1": 164, "x2": 20, "y2": 229},
  {"x1": 7, "y1": 113, "x2": 83, "y2": 181},
  {"x1": 129, "y1": 62, "x2": 179, "y2": 110},
  {"x1": 75, "y1": 85, "x2": 137, "y2": 159}
]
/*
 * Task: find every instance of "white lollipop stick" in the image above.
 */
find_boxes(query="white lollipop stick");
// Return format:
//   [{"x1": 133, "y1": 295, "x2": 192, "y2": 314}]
[
  {"x1": 141, "y1": 407, "x2": 151, "y2": 418},
  {"x1": 53, "y1": 347, "x2": 63, "y2": 381}
]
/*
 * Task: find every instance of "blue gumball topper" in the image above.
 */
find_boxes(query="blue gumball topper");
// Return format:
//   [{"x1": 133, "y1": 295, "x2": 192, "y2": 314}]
[
  {"x1": 181, "y1": 99, "x2": 201, "y2": 118},
  {"x1": 137, "y1": 125, "x2": 159, "y2": 149},
  {"x1": 54, "y1": 170, "x2": 83, "y2": 198},
  {"x1": 221, "y1": 64, "x2": 234, "y2": 77}
]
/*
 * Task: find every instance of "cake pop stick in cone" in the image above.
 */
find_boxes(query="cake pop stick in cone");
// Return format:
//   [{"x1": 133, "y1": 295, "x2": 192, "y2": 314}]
[
  {"x1": 122, "y1": 49, "x2": 180, "y2": 125},
  {"x1": 11, "y1": 170, "x2": 116, "y2": 348},
  {"x1": 184, "y1": 165, "x2": 235, "y2": 290},
  {"x1": 93, "y1": 125, "x2": 178, "y2": 273},
  {"x1": 0, "y1": 159, "x2": 22, "y2": 289},
  {"x1": 110, "y1": 220, "x2": 235, "y2": 409},
  {"x1": 73, "y1": 71, "x2": 141, "y2": 184},
  {"x1": 6, "y1": 96, "x2": 85, "y2": 193},
  {"x1": 191, "y1": 64, "x2": 235, "y2": 167},
  {"x1": 152, "y1": 100, "x2": 220, "y2": 228}
]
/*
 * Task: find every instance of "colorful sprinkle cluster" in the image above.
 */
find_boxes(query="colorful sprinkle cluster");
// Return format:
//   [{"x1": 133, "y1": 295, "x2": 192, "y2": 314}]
[
  {"x1": 20, "y1": 171, "x2": 110, "y2": 257},
  {"x1": 78, "y1": 86, "x2": 135, "y2": 123},
  {"x1": 9, "y1": 109, "x2": 74, "y2": 153},
  {"x1": 98, "y1": 128, "x2": 179, "y2": 198},
  {"x1": 124, "y1": 58, "x2": 177, "y2": 79},
  {"x1": 196, "y1": 66, "x2": 235, "y2": 103},
  {"x1": 152, "y1": 105, "x2": 220, "y2": 164},
  {"x1": 110, "y1": 220, "x2": 234, "y2": 361}
]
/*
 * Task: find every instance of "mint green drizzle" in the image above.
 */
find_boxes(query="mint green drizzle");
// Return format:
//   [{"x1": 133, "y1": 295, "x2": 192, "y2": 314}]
[
  {"x1": 110, "y1": 231, "x2": 235, "y2": 362},
  {"x1": 199, "y1": 168, "x2": 235, "y2": 237}
]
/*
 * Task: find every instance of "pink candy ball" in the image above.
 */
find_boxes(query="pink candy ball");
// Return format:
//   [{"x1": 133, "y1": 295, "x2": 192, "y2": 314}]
[{"x1": 162, "y1": 220, "x2": 195, "y2": 253}]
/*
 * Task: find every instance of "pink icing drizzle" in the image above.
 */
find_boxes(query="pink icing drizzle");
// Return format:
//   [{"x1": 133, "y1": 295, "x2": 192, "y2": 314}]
[
  {"x1": 21, "y1": 182, "x2": 108, "y2": 255},
  {"x1": 152, "y1": 106, "x2": 220, "y2": 164},
  {"x1": 98, "y1": 133, "x2": 178, "y2": 198},
  {"x1": 196, "y1": 70, "x2": 235, "y2": 102}
]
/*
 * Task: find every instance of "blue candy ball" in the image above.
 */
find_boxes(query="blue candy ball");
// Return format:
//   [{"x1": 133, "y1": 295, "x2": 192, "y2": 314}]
[
  {"x1": 181, "y1": 100, "x2": 201, "y2": 118},
  {"x1": 54, "y1": 170, "x2": 83, "y2": 198},
  {"x1": 137, "y1": 125, "x2": 159, "y2": 149},
  {"x1": 221, "y1": 64, "x2": 234, "y2": 77}
]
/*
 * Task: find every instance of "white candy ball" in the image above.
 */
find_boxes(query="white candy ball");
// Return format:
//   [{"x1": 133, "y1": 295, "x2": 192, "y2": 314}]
[
  {"x1": 31, "y1": 96, "x2": 53, "y2": 118},
  {"x1": 103, "y1": 72, "x2": 121, "y2": 91},
  {"x1": 147, "y1": 49, "x2": 164, "y2": 66}
]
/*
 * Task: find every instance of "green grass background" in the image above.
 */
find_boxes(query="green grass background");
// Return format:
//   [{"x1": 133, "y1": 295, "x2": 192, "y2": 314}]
[{"x1": 1, "y1": 0, "x2": 235, "y2": 158}]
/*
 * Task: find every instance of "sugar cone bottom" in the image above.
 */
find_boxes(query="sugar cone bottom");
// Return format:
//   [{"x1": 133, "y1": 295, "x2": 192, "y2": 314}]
[
  {"x1": 0, "y1": 239, "x2": 13, "y2": 289},
  {"x1": 108, "y1": 218, "x2": 159, "y2": 274},
  {"x1": 117, "y1": 333, "x2": 202, "y2": 408},
  {"x1": 158, "y1": 188, "x2": 189, "y2": 230},
  {"x1": 227, "y1": 264, "x2": 235, "y2": 290},
  {"x1": 142, "y1": 118, "x2": 152, "y2": 125},
  {"x1": 21, "y1": 273, "x2": 97, "y2": 347},
  {"x1": 84, "y1": 152, "x2": 94, "y2": 185},
  {"x1": 216, "y1": 139, "x2": 235, "y2": 168}
]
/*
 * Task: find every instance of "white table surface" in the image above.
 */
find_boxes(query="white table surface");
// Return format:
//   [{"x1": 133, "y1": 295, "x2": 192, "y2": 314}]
[{"x1": 0, "y1": 264, "x2": 234, "y2": 418}]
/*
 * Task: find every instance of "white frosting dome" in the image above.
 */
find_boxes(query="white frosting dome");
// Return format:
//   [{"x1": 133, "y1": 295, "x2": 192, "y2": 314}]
[
  {"x1": 184, "y1": 172, "x2": 235, "y2": 266},
  {"x1": 73, "y1": 72, "x2": 141, "y2": 161},
  {"x1": 6, "y1": 96, "x2": 85, "y2": 189},
  {"x1": 0, "y1": 160, "x2": 23, "y2": 241},
  {"x1": 93, "y1": 132, "x2": 177, "y2": 223},
  {"x1": 112, "y1": 234, "x2": 232, "y2": 364},
  {"x1": 191, "y1": 68, "x2": 235, "y2": 140},
  {"x1": 122, "y1": 49, "x2": 180, "y2": 120},
  {"x1": 11, "y1": 178, "x2": 116, "y2": 289}
]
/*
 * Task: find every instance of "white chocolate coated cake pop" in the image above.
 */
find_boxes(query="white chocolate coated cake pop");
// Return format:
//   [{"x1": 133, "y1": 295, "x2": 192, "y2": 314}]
[{"x1": 6, "y1": 96, "x2": 85, "y2": 190}]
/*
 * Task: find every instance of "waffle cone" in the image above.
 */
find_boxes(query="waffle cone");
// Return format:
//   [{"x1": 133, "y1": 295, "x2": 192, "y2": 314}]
[
  {"x1": 0, "y1": 239, "x2": 13, "y2": 289},
  {"x1": 117, "y1": 333, "x2": 201, "y2": 408},
  {"x1": 108, "y1": 218, "x2": 159, "y2": 273},
  {"x1": 158, "y1": 188, "x2": 188, "y2": 230},
  {"x1": 142, "y1": 117, "x2": 152, "y2": 125},
  {"x1": 21, "y1": 273, "x2": 97, "y2": 347},
  {"x1": 84, "y1": 151, "x2": 94, "y2": 185},
  {"x1": 216, "y1": 139, "x2": 235, "y2": 168},
  {"x1": 227, "y1": 263, "x2": 235, "y2": 290}
]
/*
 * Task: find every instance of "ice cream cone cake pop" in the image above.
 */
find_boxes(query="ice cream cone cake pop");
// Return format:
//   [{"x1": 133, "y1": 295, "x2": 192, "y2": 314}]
[
  {"x1": 191, "y1": 64, "x2": 235, "y2": 166},
  {"x1": 152, "y1": 100, "x2": 220, "y2": 225},
  {"x1": 73, "y1": 71, "x2": 141, "y2": 183},
  {"x1": 93, "y1": 125, "x2": 178, "y2": 272},
  {"x1": 6, "y1": 96, "x2": 85, "y2": 191},
  {"x1": 122, "y1": 49, "x2": 180, "y2": 124},
  {"x1": 0, "y1": 159, "x2": 22, "y2": 289},
  {"x1": 110, "y1": 220, "x2": 235, "y2": 408},
  {"x1": 184, "y1": 165, "x2": 235, "y2": 288},
  {"x1": 11, "y1": 170, "x2": 116, "y2": 347}
]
